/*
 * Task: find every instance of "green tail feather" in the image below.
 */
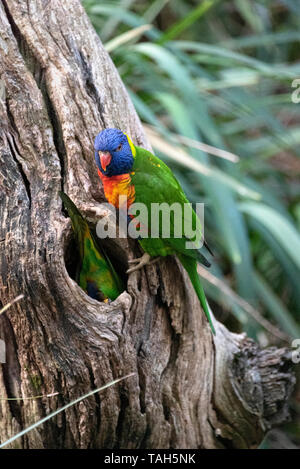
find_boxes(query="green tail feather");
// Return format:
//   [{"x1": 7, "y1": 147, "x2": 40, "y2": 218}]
[{"x1": 178, "y1": 254, "x2": 216, "y2": 335}]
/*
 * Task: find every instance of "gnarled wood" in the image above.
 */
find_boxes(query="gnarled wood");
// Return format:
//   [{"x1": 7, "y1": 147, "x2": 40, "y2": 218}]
[{"x1": 0, "y1": 0, "x2": 295, "y2": 449}]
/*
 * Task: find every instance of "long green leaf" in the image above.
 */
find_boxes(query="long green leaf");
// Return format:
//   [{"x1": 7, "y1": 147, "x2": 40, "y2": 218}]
[
  {"x1": 253, "y1": 272, "x2": 300, "y2": 338},
  {"x1": 158, "y1": 0, "x2": 218, "y2": 44},
  {"x1": 240, "y1": 202, "x2": 300, "y2": 270}
]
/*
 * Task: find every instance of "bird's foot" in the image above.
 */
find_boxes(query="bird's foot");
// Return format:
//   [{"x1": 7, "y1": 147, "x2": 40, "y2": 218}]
[{"x1": 126, "y1": 253, "x2": 159, "y2": 274}]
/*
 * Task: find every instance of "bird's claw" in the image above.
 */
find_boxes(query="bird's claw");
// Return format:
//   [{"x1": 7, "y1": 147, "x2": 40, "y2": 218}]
[{"x1": 126, "y1": 253, "x2": 159, "y2": 274}]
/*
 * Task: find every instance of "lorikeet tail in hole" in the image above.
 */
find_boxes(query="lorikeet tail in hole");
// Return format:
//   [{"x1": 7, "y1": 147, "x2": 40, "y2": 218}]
[{"x1": 59, "y1": 191, "x2": 123, "y2": 302}]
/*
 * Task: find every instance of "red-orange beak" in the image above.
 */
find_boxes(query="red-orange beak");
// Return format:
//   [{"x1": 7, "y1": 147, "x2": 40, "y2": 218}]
[{"x1": 99, "y1": 151, "x2": 112, "y2": 172}]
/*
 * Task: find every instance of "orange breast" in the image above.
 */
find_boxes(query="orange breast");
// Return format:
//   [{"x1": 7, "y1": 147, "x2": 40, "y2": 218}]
[{"x1": 98, "y1": 170, "x2": 135, "y2": 209}]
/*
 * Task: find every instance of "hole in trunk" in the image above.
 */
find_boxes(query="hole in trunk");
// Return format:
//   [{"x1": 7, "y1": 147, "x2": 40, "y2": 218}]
[
  {"x1": 64, "y1": 232, "x2": 79, "y2": 282},
  {"x1": 63, "y1": 224, "x2": 127, "y2": 302}
]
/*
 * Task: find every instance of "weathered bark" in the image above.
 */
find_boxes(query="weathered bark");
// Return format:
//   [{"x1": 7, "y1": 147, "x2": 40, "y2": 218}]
[{"x1": 0, "y1": 0, "x2": 295, "y2": 449}]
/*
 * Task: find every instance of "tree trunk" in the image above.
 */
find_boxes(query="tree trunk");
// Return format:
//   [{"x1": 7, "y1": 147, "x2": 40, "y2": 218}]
[{"x1": 0, "y1": 0, "x2": 295, "y2": 449}]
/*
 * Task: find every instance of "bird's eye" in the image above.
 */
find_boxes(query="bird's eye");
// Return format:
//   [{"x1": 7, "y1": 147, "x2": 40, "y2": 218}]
[{"x1": 115, "y1": 144, "x2": 122, "y2": 152}]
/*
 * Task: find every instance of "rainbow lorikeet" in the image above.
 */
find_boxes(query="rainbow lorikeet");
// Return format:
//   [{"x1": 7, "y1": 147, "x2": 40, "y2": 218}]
[
  {"x1": 94, "y1": 129, "x2": 215, "y2": 334},
  {"x1": 59, "y1": 191, "x2": 123, "y2": 302}
]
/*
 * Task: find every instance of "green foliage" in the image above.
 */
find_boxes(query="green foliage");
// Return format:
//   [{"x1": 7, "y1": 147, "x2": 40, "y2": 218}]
[{"x1": 83, "y1": 0, "x2": 300, "y2": 344}]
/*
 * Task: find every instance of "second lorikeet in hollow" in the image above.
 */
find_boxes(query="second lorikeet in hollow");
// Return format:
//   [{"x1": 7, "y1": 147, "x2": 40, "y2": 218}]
[
  {"x1": 94, "y1": 129, "x2": 215, "y2": 335},
  {"x1": 59, "y1": 191, "x2": 123, "y2": 302}
]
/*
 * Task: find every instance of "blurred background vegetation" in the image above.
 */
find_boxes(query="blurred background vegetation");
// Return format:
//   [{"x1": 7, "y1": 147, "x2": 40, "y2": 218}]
[{"x1": 82, "y1": 0, "x2": 300, "y2": 447}]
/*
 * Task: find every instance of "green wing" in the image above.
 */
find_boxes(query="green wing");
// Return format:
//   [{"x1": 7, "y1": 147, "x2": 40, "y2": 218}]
[
  {"x1": 131, "y1": 147, "x2": 215, "y2": 334},
  {"x1": 131, "y1": 146, "x2": 210, "y2": 266}
]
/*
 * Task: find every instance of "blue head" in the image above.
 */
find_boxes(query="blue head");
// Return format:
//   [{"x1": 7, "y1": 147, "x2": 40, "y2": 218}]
[{"x1": 94, "y1": 128, "x2": 134, "y2": 177}]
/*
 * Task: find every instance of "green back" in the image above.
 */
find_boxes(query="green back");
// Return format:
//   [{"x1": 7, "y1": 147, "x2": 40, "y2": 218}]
[
  {"x1": 130, "y1": 148, "x2": 215, "y2": 334},
  {"x1": 131, "y1": 146, "x2": 207, "y2": 263}
]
